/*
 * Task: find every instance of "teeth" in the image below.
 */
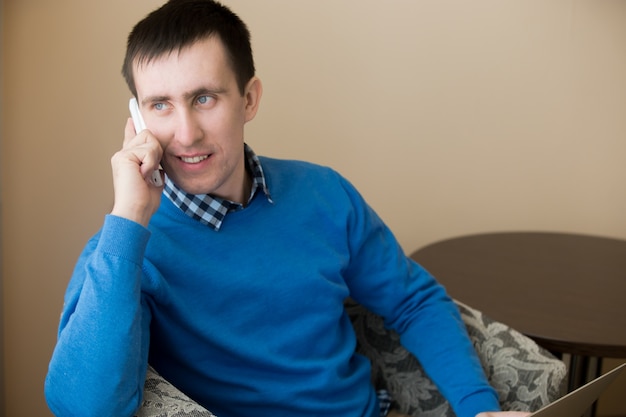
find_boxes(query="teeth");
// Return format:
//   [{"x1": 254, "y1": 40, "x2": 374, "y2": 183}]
[{"x1": 181, "y1": 155, "x2": 209, "y2": 163}]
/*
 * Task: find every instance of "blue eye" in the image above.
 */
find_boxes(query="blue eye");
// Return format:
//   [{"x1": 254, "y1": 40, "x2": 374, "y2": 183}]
[
  {"x1": 197, "y1": 95, "x2": 212, "y2": 104},
  {"x1": 154, "y1": 102, "x2": 165, "y2": 111}
]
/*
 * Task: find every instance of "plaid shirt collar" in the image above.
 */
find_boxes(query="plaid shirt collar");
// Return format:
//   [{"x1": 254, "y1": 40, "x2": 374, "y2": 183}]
[{"x1": 163, "y1": 144, "x2": 272, "y2": 231}]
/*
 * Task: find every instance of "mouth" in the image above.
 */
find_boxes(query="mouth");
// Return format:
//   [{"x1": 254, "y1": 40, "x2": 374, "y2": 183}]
[{"x1": 179, "y1": 154, "x2": 210, "y2": 164}]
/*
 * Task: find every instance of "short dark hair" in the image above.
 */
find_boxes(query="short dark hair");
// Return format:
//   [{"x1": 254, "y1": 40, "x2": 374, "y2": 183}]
[{"x1": 122, "y1": 0, "x2": 255, "y2": 97}]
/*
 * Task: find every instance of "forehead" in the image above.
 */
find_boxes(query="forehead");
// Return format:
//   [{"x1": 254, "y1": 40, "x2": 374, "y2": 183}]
[{"x1": 133, "y1": 36, "x2": 236, "y2": 99}]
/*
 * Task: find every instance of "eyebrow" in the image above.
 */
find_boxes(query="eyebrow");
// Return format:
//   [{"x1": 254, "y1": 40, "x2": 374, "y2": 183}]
[{"x1": 141, "y1": 86, "x2": 228, "y2": 106}]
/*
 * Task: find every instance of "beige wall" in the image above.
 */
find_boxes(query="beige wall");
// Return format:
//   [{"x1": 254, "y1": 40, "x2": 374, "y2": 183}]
[{"x1": 2, "y1": 1, "x2": 625, "y2": 416}]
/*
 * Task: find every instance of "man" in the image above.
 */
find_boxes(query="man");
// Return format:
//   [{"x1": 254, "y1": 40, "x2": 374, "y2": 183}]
[{"x1": 45, "y1": 1, "x2": 527, "y2": 417}]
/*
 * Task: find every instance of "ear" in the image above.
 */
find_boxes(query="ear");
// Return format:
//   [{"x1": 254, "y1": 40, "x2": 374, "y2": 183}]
[{"x1": 243, "y1": 76, "x2": 263, "y2": 123}]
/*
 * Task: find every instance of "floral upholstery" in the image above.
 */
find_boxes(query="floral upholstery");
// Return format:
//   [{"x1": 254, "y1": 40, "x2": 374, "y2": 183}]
[
  {"x1": 346, "y1": 300, "x2": 567, "y2": 416},
  {"x1": 135, "y1": 367, "x2": 216, "y2": 417},
  {"x1": 135, "y1": 301, "x2": 567, "y2": 417}
]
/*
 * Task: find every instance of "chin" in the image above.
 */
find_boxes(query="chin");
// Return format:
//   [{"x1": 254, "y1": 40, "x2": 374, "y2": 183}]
[
  {"x1": 179, "y1": 184, "x2": 215, "y2": 196},
  {"x1": 167, "y1": 177, "x2": 214, "y2": 196}
]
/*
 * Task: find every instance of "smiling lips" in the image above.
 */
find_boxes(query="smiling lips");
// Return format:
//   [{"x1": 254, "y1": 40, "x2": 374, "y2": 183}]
[{"x1": 180, "y1": 155, "x2": 209, "y2": 164}]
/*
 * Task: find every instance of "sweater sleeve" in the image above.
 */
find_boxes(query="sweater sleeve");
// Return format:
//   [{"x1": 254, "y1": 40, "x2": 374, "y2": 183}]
[
  {"x1": 339, "y1": 176, "x2": 501, "y2": 417},
  {"x1": 45, "y1": 215, "x2": 153, "y2": 417}
]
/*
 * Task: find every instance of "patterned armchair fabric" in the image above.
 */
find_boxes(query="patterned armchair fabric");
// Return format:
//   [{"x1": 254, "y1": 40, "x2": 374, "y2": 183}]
[
  {"x1": 135, "y1": 368, "x2": 216, "y2": 417},
  {"x1": 135, "y1": 301, "x2": 567, "y2": 417},
  {"x1": 347, "y1": 300, "x2": 567, "y2": 416}
]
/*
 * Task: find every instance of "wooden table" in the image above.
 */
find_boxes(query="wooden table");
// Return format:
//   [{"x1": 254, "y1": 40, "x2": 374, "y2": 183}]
[{"x1": 410, "y1": 232, "x2": 626, "y2": 391}]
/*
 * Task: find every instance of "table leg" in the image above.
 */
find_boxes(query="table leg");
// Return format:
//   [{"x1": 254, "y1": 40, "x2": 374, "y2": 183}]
[{"x1": 567, "y1": 355, "x2": 603, "y2": 417}]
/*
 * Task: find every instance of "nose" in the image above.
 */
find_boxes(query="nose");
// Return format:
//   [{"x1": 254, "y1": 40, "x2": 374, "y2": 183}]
[{"x1": 173, "y1": 108, "x2": 203, "y2": 147}]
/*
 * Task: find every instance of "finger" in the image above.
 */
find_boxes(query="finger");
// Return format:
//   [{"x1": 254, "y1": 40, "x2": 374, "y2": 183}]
[
  {"x1": 123, "y1": 123, "x2": 157, "y2": 155},
  {"x1": 111, "y1": 145, "x2": 162, "y2": 191},
  {"x1": 123, "y1": 117, "x2": 156, "y2": 152},
  {"x1": 124, "y1": 117, "x2": 137, "y2": 144},
  {"x1": 138, "y1": 147, "x2": 163, "y2": 181}
]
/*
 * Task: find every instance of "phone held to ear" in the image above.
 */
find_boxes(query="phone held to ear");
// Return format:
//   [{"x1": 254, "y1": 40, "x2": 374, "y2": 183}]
[{"x1": 129, "y1": 98, "x2": 164, "y2": 187}]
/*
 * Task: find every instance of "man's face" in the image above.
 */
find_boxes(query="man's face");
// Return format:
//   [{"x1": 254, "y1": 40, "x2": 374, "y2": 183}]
[{"x1": 133, "y1": 36, "x2": 260, "y2": 201}]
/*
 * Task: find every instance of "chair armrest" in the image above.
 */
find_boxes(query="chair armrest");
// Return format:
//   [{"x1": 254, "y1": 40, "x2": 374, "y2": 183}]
[
  {"x1": 134, "y1": 366, "x2": 216, "y2": 417},
  {"x1": 347, "y1": 300, "x2": 567, "y2": 416},
  {"x1": 455, "y1": 301, "x2": 567, "y2": 409}
]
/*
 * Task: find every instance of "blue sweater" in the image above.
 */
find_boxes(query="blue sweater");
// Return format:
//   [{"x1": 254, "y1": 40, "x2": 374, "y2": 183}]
[{"x1": 45, "y1": 157, "x2": 499, "y2": 417}]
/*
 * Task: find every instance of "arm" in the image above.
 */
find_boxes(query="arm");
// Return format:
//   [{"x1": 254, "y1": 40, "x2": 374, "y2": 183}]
[
  {"x1": 45, "y1": 119, "x2": 164, "y2": 416},
  {"x1": 338, "y1": 176, "x2": 500, "y2": 417},
  {"x1": 45, "y1": 217, "x2": 153, "y2": 417}
]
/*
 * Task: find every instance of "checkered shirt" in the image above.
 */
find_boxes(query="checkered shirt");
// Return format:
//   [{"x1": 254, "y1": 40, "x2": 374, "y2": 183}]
[{"x1": 163, "y1": 144, "x2": 272, "y2": 231}]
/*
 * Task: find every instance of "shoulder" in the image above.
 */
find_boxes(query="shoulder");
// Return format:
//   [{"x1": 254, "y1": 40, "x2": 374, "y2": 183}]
[
  {"x1": 259, "y1": 156, "x2": 338, "y2": 178},
  {"x1": 258, "y1": 155, "x2": 371, "y2": 217},
  {"x1": 258, "y1": 156, "x2": 355, "y2": 192}
]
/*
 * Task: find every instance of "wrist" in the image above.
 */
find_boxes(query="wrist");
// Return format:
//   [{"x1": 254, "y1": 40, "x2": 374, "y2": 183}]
[{"x1": 111, "y1": 201, "x2": 154, "y2": 227}]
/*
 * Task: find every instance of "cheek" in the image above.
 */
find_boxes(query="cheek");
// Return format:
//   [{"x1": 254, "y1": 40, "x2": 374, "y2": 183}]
[
  {"x1": 211, "y1": 114, "x2": 246, "y2": 143},
  {"x1": 218, "y1": 100, "x2": 248, "y2": 129}
]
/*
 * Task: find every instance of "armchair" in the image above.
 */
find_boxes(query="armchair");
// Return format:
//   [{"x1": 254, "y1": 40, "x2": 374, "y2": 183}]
[{"x1": 135, "y1": 301, "x2": 567, "y2": 417}]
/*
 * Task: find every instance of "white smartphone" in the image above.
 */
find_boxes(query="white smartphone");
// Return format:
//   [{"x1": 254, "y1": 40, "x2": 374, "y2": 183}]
[{"x1": 129, "y1": 98, "x2": 164, "y2": 187}]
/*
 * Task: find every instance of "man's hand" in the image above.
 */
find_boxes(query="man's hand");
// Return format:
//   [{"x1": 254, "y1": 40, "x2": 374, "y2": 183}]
[
  {"x1": 388, "y1": 410, "x2": 530, "y2": 417},
  {"x1": 476, "y1": 412, "x2": 531, "y2": 417},
  {"x1": 387, "y1": 410, "x2": 411, "y2": 417},
  {"x1": 110, "y1": 118, "x2": 164, "y2": 227}
]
